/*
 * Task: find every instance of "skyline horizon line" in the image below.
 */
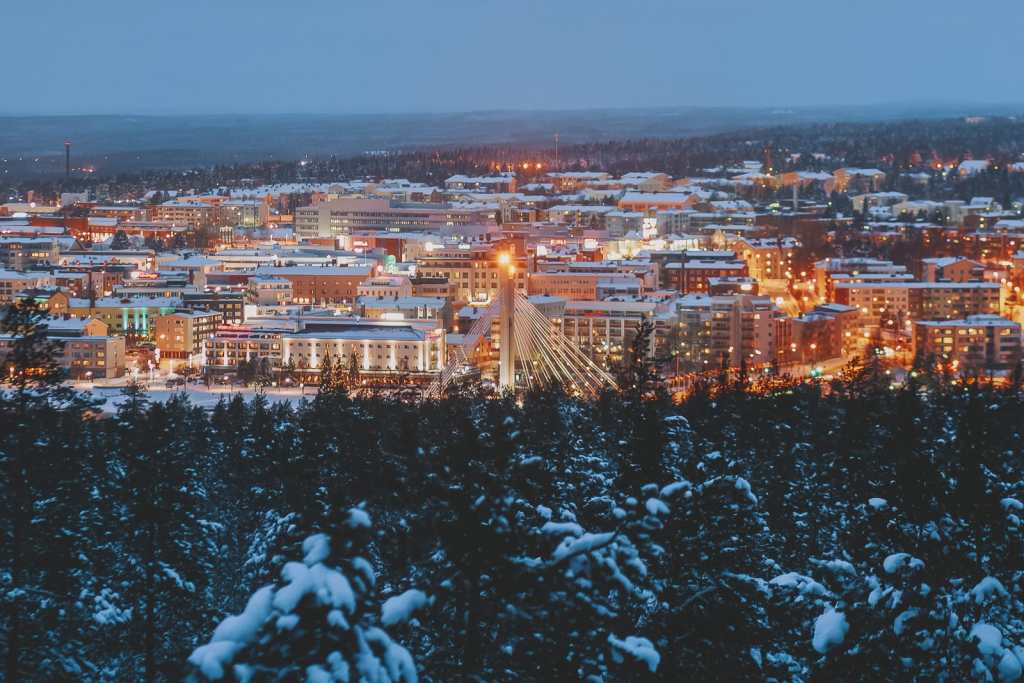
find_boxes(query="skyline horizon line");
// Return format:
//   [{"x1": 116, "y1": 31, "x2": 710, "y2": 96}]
[{"x1": 4, "y1": 98, "x2": 1024, "y2": 120}]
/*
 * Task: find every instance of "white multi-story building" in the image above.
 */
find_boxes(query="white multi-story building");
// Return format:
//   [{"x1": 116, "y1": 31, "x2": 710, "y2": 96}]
[
  {"x1": 294, "y1": 198, "x2": 494, "y2": 239},
  {"x1": 282, "y1": 322, "x2": 445, "y2": 374}
]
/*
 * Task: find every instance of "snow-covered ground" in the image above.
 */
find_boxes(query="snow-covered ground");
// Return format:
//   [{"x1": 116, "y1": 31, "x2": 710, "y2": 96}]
[{"x1": 74, "y1": 379, "x2": 312, "y2": 413}]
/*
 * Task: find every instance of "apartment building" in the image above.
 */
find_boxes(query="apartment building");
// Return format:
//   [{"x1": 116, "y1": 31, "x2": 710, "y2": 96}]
[
  {"x1": 913, "y1": 315, "x2": 1021, "y2": 372},
  {"x1": 731, "y1": 237, "x2": 798, "y2": 281},
  {"x1": 218, "y1": 200, "x2": 270, "y2": 228},
  {"x1": 920, "y1": 257, "x2": 984, "y2": 282},
  {"x1": 619, "y1": 172, "x2": 673, "y2": 192},
  {"x1": 205, "y1": 327, "x2": 285, "y2": 373},
  {"x1": 59, "y1": 336, "x2": 126, "y2": 379},
  {"x1": 673, "y1": 294, "x2": 780, "y2": 369},
  {"x1": 149, "y1": 201, "x2": 217, "y2": 229},
  {"x1": 814, "y1": 258, "x2": 909, "y2": 300},
  {"x1": 154, "y1": 309, "x2": 221, "y2": 366},
  {"x1": 665, "y1": 260, "x2": 749, "y2": 294},
  {"x1": 410, "y1": 276, "x2": 453, "y2": 301},
  {"x1": 559, "y1": 300, "x2": 668, "y2": 359},
  {"x1": 833, "y1": 281, "x2": 1002, "y2": 328},
  {"x1": 912, "y1": 282, "x2": 1002, "y2": 321},
  {"x1": 618, "y1": 192, "x2": 699, "y2": 212},
  {"x1": 416, "y1": 248, "x2": 526, "y2": 304},
  {"x1": 182, "y1": 291, "x2": 246, "y2": 325}
]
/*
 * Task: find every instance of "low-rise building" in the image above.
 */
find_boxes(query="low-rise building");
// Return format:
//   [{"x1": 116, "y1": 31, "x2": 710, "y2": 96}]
[
  {"x1": 66, "y1": 295, "x2": 181, "y2": 341},
  {"x1": 246, "y1": 275, "x2": 294, "y2": 306},
  {"x1": 528, "y1": 271, "x2": 643, "y2": 301},
  {"x1": 920, "y1": 257, "x2": 984, "y2": 283},
  {"x1": 357, "y1": 275, "x2": 413, "y2": 299},
  {"x1": 665, "y1": 260, "x2": 749, "y2": 294},
  {"x1": 255, "y1": 265, "x2": 373, "y2": 305},
  {"x1": 0, "y1": 270, "x2": 53, "y2": 303},
  {"x1": 59, "y1": 336, "x2": 126, "y2": 379},
  {"x1": 357, "y1": 296, "x2": 451, "y2": 327},
  {"x1": 282, "y1": 322, "x2": 446, "y2": 375},
  {"x1": 0, "y1": 237, "x2": 62, "y2": 269},
  {"x1": 0, "y1": 315, "x2": 125, "y2": 379},
  {"x1": 444, "y1": 173, "x2": 517, "y2": 193}
]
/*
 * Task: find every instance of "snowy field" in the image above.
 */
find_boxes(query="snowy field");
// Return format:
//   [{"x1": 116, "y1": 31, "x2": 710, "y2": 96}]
[{"x1": 78, "y1": 382, "x2": 312, "y2": 413}]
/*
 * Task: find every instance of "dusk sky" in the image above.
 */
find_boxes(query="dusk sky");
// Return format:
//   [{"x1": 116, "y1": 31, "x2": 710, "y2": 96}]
[{"x1": 5, "y1": 0, "x2": 1023, "y2": 115}]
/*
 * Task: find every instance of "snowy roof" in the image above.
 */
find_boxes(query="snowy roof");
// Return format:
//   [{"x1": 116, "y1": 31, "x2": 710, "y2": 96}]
[
  {"x1": 815, "y1": 303, "x2": 858, "y2": 313},
  {"x1": 735, "y1": 237, "x2": 800, "y2": 249},
  {"x1": 42, "y1": 316, "x2": 98, "y2": 332},
  {"x1": 620, "y1": 191, "x2": 695, "y2": 203},
  {"x1": 257, "y1": 265, "x2": 373, "y2": 277},
  {"x1": 547, "y1": 205, "x2": 616, "y2": 214},
  {"x1": 547, "y1": 172, "x2": 610, "y2": 179},
  {"x1": 683, "y1": 260, "x2": 746, "y2": 269},
  {"x1": 922, "y1": 257, "x2": 970, "y2": 268},
  {"x1": 837, "y1": 167, "x2": 885, "y2": 177},
  {"x1": 0, "y1": 269, "x2": 48, "y2": 280},
  {"x1": 915, "y1": 315, "x2": 1018, "y2": 328},
  {"x1": 833, "y1": 281, "x2": 999, "y2": 290},
  {"x1": 286, "y1": 325, "x2": 426, "y2": 342},
  {"x1": 69, "y1": 296, "x2": 182, "y2": 308},
  {"x1": 166, "y1": 256, "x2": 220, "y2": 267},
  {"x1": 958, "y1": 160, "x2": 991, "y2": 173},
  {"x1": 620, "y1": 172, "x2": 668, "y2": 181},
  {"x1": 358, "y1": 296, "x2": 446, "y2": 308},
  {"x1": 446, "y1": 174, "x2": 516, "y2": 184},
  {"x1": 162, "y1": 309, "x2": 221, "y2": 319},
  {"x1": 565, "y1": 300, "x2": 657, "y2": 313}
]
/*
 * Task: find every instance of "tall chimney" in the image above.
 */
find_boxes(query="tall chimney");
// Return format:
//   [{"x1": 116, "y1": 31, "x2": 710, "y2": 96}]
[{"x1": 65, "y1": 140, "x2": 71, "y2": 177}]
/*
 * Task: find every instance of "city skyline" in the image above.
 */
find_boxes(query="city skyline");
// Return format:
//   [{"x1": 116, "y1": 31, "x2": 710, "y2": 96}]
[{"x1": 4, "y1": 4, "x2": 1024, "y2": 681}]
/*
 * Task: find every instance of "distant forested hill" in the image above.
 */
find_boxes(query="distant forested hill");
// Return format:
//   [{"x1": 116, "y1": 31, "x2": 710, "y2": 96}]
[{"x1": 2, "y1": 102, "x2": 1017, "y2": 177}]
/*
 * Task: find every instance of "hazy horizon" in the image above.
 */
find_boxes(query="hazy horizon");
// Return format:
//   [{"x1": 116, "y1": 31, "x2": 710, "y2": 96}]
[
  {"x1": 2, "y1": 98, "x2": 1024, "y2": 119},
  {"x1": 4, "y1": 0, "x2": 1022, "y2": 116}
]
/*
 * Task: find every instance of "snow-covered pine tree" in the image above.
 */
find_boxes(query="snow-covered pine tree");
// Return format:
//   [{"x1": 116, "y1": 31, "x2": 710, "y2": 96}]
[{"x1": 188, "y1": 508, "x2": 422, "y2": 683}]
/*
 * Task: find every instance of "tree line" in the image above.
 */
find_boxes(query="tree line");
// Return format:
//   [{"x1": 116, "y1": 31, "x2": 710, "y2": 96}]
[{"x1": 1, "y1": 302, "x2": 1022, "y2": 681}]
